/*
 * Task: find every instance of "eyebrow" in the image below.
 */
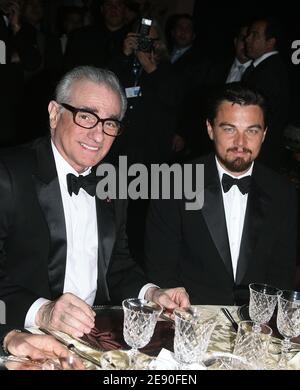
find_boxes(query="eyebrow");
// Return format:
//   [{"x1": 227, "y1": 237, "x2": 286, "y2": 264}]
[
  {"x1": 77, "y1": 105, "x2": 120, "y2": 120},
  {"x1": 219, "y1": 122, "x2": 264, "y2": 130}
]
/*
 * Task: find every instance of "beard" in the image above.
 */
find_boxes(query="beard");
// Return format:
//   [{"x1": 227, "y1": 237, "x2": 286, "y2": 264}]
[{"x1": 217, "y1": 147, "x2": 253, "y2": 173}]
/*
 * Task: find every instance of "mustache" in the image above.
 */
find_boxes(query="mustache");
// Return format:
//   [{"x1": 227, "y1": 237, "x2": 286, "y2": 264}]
[{"x1": 227, "y1": 147, "x2": 252, "y2": 154}]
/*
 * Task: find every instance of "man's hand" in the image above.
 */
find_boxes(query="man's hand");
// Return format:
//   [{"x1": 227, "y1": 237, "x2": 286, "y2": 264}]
[
  {"x1": 36, "y1": 293, "x2": 96, "y2": 338},
  {"x1": 123, "y1": 33, "x2": 138, "y2": 56},
  {"x1": 136, "y1": 50, "x2": 157, "y2": 74},
  {"x1": 4, "y1": 331, "x2": 84, "y2": 369},
  {"x1": 145, "y1": 287, "x2": 190, "y2": 311}
]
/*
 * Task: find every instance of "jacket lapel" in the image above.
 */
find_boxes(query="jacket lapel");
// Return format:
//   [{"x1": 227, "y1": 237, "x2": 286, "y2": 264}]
[
  {"x1": 94, "y1": 197, "x2": 116, "y2": 303},
  {"x1": 32, "y1": 137, "x2": 67, "y2": 299},
  {"x1": 235, "y1": 166, "x2": 270, "y2": 284},
  {"x1": 201, "y1": 156, "x2": 234, "y2": 281}
]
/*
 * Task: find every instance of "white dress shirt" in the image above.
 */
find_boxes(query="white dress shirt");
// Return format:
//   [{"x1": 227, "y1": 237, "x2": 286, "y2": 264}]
[
  {"x1": 226, "y1": 58, "x2": 252, "y2": 83},
  {"x1": 170, "y1": 45, "x2": 192, "y2": 64},
  {"x1": 25, "y1": 142, "x2": 98, "y2": 327},
  {"x1": 216, "y1": 158, "x2": 253, "y2": 280},
  {"x1": 253, "y1": 51, "x2": 279, "y2": 67},
  {"x1": 25, "y1": 142, "x2": 155, "y2": 327}
]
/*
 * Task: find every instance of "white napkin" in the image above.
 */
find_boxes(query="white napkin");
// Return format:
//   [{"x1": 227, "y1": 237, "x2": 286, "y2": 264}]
[{"x1": 149, "y1": 349, "x2": 207, "y2": 370}]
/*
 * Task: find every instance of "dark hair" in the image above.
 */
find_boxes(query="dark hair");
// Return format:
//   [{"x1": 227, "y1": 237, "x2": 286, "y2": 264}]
[
  {"x1": 173, "y1": 13, "x2": 195, "y2": 33},
  {"x1": 263, "y1": 17, "x2": 284, "y2": 51},
  {"x1": 233, "y1": 21, "x2": 250, "y2": 40},
  {"x1": 207, "y1": 83, "x2": 268, "y2": 127}
]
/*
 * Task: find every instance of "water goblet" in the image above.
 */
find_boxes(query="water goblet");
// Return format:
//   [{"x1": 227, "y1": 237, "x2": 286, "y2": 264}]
[
  {"x1": 122, "y1": 298, "x2": 162, "y2": 367},
  {"x1": 233, "y1": 320, "x2": 272, "y2": 369},
  {"x1": 277, "y1": 290, "x2": 300, "y2": 369},
  {"x1": 249, "y1": 283, "x2": 280, "y2": 332},
  {"x1": 173, "y1": 308, "x2": 217, "y2": 369}
]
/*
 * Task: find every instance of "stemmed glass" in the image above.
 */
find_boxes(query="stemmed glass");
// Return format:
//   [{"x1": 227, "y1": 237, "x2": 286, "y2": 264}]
[
  {"x1": 249, "y1": 283, "x2": 281, "y2": 332},
  {"x1": 122, "y1": 298, "x2": 162, "y2": 367},
  {"x1": 173, "y1": 308, "x2": 217, "y2": 369},
  {"x1": 277, "y1": 290, "x2": 300, "y2": 369}
]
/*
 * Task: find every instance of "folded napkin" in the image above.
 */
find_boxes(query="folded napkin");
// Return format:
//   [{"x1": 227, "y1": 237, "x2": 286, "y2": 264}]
[
  {"x1": 149, "y1": 348, "x2": 207, "y2": 370},
  {"x1": 82, "y1": 328, "x2": 122, "y2": 351}
]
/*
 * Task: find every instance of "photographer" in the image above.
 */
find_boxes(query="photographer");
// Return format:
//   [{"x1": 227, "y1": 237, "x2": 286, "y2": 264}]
[
  {"x1": 109, "y1": 18, "x2": 184, "y2": 166},
  {"x1": 108, "y1": 19, "x2": 185, "y2": 264}
]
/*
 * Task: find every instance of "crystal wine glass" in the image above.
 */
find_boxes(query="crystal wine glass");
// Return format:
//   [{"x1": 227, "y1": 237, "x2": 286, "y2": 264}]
[
  {"x1": 173, "y1": 308, "x2": 217, "y2": 369},
  {"x1": 122, "y1": 298, "x2": 162, "y2": 367},
  {"x1": 277, "y1": 290, "x2": 300, "y2": 369},
  {"x1": 249, "y1": 283, "x2": 281, "y2": 332}
]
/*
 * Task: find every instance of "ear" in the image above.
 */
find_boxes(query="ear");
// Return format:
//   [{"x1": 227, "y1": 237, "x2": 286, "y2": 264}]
[
  {"x1": 267, "y1": 37, "x2": 276, "y2": 51},
  {"x1": 206, "y1": 120, "x2": 214, "y2": 141},
  {"x1": 48, "y1": 101, "x2": 61, "y2": 130}
]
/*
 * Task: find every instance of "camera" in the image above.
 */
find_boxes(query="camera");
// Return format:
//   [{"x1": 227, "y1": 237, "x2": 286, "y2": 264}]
[{"x1": 137, "y1": 18, "x2": 153, "y2": 53}]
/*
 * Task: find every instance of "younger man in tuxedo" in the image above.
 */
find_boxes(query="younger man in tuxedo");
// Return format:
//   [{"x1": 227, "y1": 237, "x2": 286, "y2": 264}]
[{"x1": 145, "y1": 83, "x2": 297, "y2": 305}]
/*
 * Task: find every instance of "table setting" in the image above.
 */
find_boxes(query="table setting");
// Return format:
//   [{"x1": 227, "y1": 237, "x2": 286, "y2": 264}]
[{"x1": 2, "y1": 285, "x2": 300, "y2": 370}]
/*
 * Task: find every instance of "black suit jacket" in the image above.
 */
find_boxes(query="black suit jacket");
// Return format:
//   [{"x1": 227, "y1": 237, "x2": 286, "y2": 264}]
[
  {"x1": 145, "y1": 154, "x2": 298, "y2": 305},
  {"x1": 0, "y1": 137, "x2": 147, "y2": 327},
  {"x1": 0, "y1": 325, "x2": 12, "y2": 355},
  {"x1": 242, "y1": 54, "x2": 290, "y2": 170}
]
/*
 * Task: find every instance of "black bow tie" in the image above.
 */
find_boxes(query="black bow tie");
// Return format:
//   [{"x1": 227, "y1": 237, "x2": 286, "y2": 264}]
[
  {"x1": 66, "y1": 172, "x2": 96, "y2": 197},
  {"x1": 241, "y1": 62, "x2": 255, "y2": 82},
  {"x1": 221, "y1": 173, "x2": 251, "y2": 195}
]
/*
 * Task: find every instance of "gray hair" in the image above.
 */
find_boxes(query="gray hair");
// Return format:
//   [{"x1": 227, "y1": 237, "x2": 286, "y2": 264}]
[{"x1": 55, "y1": 66, "x2": 127, "y2": 120}]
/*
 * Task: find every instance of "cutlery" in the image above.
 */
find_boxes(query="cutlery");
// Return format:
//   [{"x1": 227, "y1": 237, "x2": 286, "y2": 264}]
[
  {"x1": 221, "y1": 308, "x2": 239, "y2": 332},
  {"x1": 221, "y1": 308, "x2": 300, "y2": 352},
  {"x1": 39, "y1": 328, "x2": 102, "y2": 368},
  {"x1": 0, "y1": 355, "x2": 61, "y2": 370}
]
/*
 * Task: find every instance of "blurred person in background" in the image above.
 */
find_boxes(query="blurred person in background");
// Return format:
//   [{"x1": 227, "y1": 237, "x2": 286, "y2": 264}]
[
  {"x1": 243, "y1": 17, "x2": 290, "y2": 171},
  {"x1": 64, "y1": 0, "x2": 129, "y2": 69}
]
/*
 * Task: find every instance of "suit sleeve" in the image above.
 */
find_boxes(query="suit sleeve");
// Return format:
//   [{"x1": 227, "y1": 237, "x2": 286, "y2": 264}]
[
  {"x1": 266, "y1": 183, "x2": 298, "y2": 289},
  {"x1": 0, "y1": 159, "x2": 41, "y2": 327},
  {"x1": 107, "y1": 200, "x2": 148, "y2": 303},
  {"x1": 144, "y1": 198, "x2": 182, "y2": 287},
  {"x1": 0, "y1": 325, "x2": 12, "y2": 355}
]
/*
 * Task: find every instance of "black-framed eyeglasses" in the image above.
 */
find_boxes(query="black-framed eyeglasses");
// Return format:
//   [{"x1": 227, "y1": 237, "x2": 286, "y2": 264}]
[{"x1": 60, "y1": 103, "x2": 123, "y2": 137}]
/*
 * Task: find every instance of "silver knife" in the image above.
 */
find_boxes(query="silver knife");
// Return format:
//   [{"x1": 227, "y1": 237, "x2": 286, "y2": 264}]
[{"x1": 39, "y1": 328, "x2": 103, "y2": 368}]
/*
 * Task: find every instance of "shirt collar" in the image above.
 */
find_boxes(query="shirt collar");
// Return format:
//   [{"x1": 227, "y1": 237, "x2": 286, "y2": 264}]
[
  {"x1": 2, "y1": 15, "x2": 9, "y2": 27},
  {"x1": 215, "y1": 156, "x2": 254, "y2": 182},
  {"x1": 234, "y1": 58, "x2": 252, "y2": 69},
  {"x1": 51, "y1": 140, "x2": 91, "y2": 186},
  {"x1": 172, "y1": 45, "x2": 192, "y2": 56},
  {"x1": 253, "y1": 51, "x2": 278, "y2": 67}
]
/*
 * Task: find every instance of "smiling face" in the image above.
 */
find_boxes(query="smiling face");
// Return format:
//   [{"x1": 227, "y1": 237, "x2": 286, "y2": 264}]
[
  {"x1": 49, "y1": 80, "x2": 122, "y2": 173},
  {"x1": 207, "y1": 101, "x2": 267, "y2": 176}
]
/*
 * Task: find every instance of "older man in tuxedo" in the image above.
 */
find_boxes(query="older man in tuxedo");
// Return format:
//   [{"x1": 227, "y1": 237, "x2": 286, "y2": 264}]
[
  {"x1": 0, "y1": 65, "x2": 189, "y2": 338},
  {"x1": 145, "y1": 83, "x2": 297, "y2": 305}
]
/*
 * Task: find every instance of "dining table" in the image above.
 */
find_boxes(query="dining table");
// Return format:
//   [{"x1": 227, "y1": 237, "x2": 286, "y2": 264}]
[{"x1": 22, "y1": 305, "x2": 300, "y2": 370}]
